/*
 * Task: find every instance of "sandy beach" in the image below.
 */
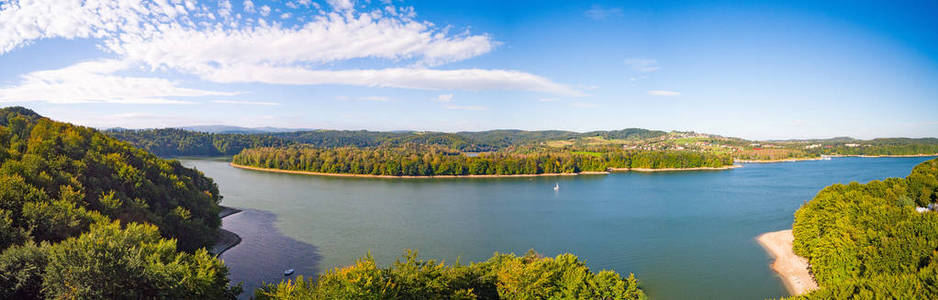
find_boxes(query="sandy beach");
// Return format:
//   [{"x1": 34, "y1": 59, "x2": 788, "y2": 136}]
[{"x1": 757, "y1": 229, "x2": 818, "y2": 296}]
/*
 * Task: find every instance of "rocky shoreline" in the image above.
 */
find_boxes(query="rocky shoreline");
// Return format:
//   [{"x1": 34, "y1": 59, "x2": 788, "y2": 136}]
[{"x1": 210, "y1": 206, "x2": 242, "y2": 257}]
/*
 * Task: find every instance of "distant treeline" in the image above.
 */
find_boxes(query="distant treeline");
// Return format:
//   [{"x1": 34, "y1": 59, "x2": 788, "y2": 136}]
[
  {"x1": 814, "y1": 138, "x2": 938, "y2": 156},
  {"x1": 790, "y1": 158, "x2": 938, "y2": 298},
  {"x1": 255, "y1": 250, "x2": 646, "y2": 299},
  {"x1": 106, "y1": 128, "x2": 291, "y2": 157},
  {"x1": 107, "y1": 128, "x2": 667, "y2": 157},
  {"x1": 232, "y1": 145, "x2": 733, "y2": 176}
]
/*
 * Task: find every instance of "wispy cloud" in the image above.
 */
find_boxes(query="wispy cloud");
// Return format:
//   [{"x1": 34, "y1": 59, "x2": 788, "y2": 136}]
[
  {"x1": 211, "y1": 100, "x2": 280, "y2": 106},
  {"x1": 0, "y1": 59, "x2": 235, "y2": 104},
  {"x1": 445, "y1": 104, "x2": 487, "y2": 111},
  {"x1": 0, "y1": 0, "x2": 583, "y2": 96},
  {"x1": 202, "y1": 66, "x2": 587, "y2": 96},
  {"x1": 584, "y1": 5, "x2": 623, "y2": 20},
  {"x1": 435, "y1": 94, "x2": 454, "y2": 102},
  {"x1": 647, "y1": 90, "x2": 680, "y2": 96},
  {"x1": 625, "y1": 58, "x2": 660, "y2": 73}
]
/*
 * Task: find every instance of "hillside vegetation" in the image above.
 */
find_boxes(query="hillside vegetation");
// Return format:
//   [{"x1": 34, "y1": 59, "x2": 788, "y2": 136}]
[
  {"x1": 255, "y1": 250, "x2": 646, "y2": 300},
  {"x1": 0, "y1": 107, "x2": 239, "y2": 298},
  {"x1": 108, "y1": 127, "x2": 668, "y2": 157},
  {"x1": 790, "y1": 158, "x2": 938, "y2": 298}
]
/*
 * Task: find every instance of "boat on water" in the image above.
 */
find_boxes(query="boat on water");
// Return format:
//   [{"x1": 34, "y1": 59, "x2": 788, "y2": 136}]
[
  {"x1": 553, "y1": 183, "x2": 559, "y2": 191},
  {"x1": 284, "y1": 269, "x2": 295, "y2": 276}
]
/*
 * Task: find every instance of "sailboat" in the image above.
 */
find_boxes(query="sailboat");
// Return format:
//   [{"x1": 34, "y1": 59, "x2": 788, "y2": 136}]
[{"x1": 553, "y1": 183, "x2": 559, "y2": 191}]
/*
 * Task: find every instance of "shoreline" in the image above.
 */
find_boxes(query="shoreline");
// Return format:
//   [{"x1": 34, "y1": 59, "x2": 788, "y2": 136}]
[
  {"x1": 609, "y1": 165, "x2": 742, "y2": 172},
  {"x1": 735, "y1": 157, "x2": 827, "y2": 163},
  {"x1": 210, "y1": 206, "x2": 242, "y2": 257},
  {"x1": 737, "y1": 153, "x2": 937, "y2": 163},
  {"x1": 230, "y1": 162, "x2": 739, "y2": 178},
  {"x1": 756, "y1": 229, "x2": 818, "y2": 296},
  {"x1": 827, "y1": 153, "x2": 938, "y2": 158}
]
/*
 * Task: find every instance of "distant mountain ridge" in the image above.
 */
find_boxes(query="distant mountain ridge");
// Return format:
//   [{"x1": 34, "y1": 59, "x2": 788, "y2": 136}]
[{"x1": 177, "y1": 125, "x2": 314, "y2": 134}]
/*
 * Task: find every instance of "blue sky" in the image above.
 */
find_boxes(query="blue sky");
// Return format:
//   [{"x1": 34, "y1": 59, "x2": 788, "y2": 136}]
[{"x1": 0, "y1": 0, "x2": 936, "y2": 139}]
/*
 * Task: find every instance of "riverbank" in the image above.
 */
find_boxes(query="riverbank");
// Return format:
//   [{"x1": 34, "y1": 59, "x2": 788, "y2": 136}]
[
  {"x1": 609, "y1": 165, "x2": 742, "y2": 172},
  {"x1": 735, "y1": 157, "x2": 826, "y2": 163},
  {"x1": 757, "y1": 229, "x2": 818, "y2": 296},
  {"x1": 211, "y1": 206, "x2": 242, "y2": 257},
  {"x1": 231, "y1": 162, "x2": 740, "y2": 178},
  {"x1": 231, "y1": 162, "x2": 612, "y2": 178},
  {"x1": 737, "y1": 154, "x2": 938, "y2": 163},
  {"x1": 828, "y1": 154, "x2": 938, "y2": 158}
]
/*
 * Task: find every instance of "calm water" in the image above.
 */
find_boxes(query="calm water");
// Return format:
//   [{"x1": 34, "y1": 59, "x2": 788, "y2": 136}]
[{"x1": 180, "y1": 157, "x2": 935, "y2": 299}]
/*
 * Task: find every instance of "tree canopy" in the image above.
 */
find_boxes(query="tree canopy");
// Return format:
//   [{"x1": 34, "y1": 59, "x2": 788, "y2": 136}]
[
  {"x1": 232, "y1": 145, "x2": 734, "y2": 176},
  {"x1": 0, "y1": 107, "x2": 239, "y2": 299},
  {"x1": 790, "y1": 158, "x2": 938, "y2": 298},
  {"x1": 254, "y1": 250, "x2": 646, "y2": 300}
]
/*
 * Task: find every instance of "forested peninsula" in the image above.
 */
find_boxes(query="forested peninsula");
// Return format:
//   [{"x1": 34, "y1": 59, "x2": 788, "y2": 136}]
[
  {"x1": 772, "y1": 157, "x2": 938, "y2": 298},
  {"x1": 231, "y1": 145, "x2": 735, "y2": 177}
]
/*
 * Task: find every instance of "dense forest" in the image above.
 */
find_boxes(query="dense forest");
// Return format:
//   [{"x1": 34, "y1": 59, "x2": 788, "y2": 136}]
[
  {"x1": 0, "y1": 107, "x2": 239, "y2": 298},
  {"x1": 107, "y1": 128, "x2": 291, "y2": 157},
  {"x1": 790, "y1": 158, "x2": 938, "y2": 298},
  {"x1": 255, "y1": 250, "x2": 646, "y2": 300},
  {"x1": 814, "y1": 138, "x2": 938, "y2": 156},
  {"x1": 107, "y1": 127, "x2": 668, "y2": 157},
  {"x1": 232, "y1": 145, "x2": 734, "y2": 176}
]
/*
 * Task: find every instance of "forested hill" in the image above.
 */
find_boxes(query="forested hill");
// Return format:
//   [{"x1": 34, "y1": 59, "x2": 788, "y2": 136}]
[
  {"x1": 0, "y1": 107, "x2": 239, "y2": 298},
  {"x1": 107, "y1": 127, "x2": 668, "y2": 157},
  {"x1": 790, "y1": 158, "x2": 938, "y2": 298}
]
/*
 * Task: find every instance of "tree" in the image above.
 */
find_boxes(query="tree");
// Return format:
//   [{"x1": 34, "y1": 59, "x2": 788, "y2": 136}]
[{"x1": 42, "y1": 221, "x2": 240, "y2": 299}]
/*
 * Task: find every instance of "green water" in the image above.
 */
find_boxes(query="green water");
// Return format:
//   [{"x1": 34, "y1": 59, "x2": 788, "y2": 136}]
[{"x1": 180, "y1": 156, "x2": 935, "y2": 299}]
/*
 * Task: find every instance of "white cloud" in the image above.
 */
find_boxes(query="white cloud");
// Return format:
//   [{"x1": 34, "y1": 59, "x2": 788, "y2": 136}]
[
  {"x1": 584, "y1": 5, "x2": 623, "y2": 20},
  {"x1": 327, "y1": 0, "x2": 355, "y2": 11},
  {"x1": 538, "y1": 98, "x2": 558, "y2": 102},
  {"x1": 445, "y1": 104, "x2": 486, "y2": 111},
  {"x1": 199, "y1": 66, "x2": 587, "y2": 96},
  {"x1": 435, "y1": 93, "x2": 454, "y2": 102},
  {"x1": 647, "y1": 90, "x2": 680, "y2": 96},
  {"x1": 0, "y1": 0, "x2": 583, "y2": 97},
  {"x1": 625, "y1": 58, "x2": 659, "y2": 73},
  {"x1": 211, "y1": 99, "x2": 279, "y2": 105},
  {"x1": 113, "y1": 12, "x2": 497, "y2": 71},
  {"x1": 0, "y1": 59, "x2": 236, "y2": 104}
]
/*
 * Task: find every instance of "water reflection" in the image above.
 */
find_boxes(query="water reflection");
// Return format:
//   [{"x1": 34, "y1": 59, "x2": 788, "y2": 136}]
[{"x1": 219, "y1": 209, "x2": 321, "y2": 297}]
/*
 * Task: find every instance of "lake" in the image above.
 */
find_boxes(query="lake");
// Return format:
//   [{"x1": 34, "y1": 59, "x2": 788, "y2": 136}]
[{"x1": 180, "y1": 156, "x2": 935, "y2": 299}]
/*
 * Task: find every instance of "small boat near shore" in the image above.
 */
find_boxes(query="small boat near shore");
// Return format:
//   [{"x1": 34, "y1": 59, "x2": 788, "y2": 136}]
[
  {"x1": 284, "y1": 269, "x2": 295, "y2": 276},
  {"x1": 553, "y1": 183, "x2": 559, "y2": 191}
]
